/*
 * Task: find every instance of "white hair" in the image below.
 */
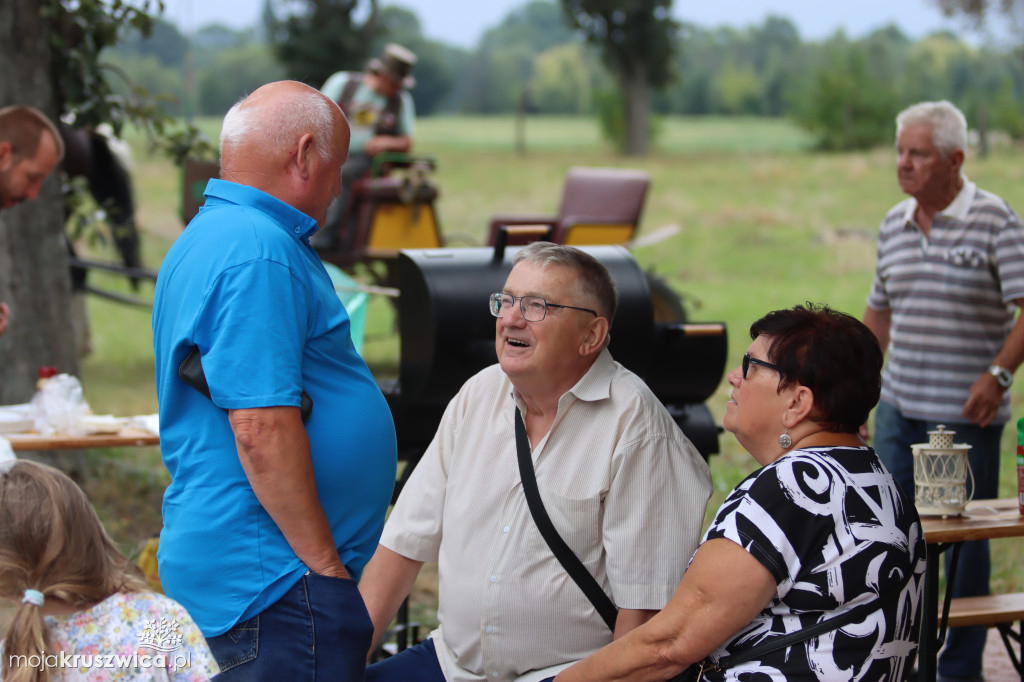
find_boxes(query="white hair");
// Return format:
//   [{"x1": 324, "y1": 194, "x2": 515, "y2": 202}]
[
  {"x1": 219, "y1": 88, "x2": 334, "y2": 160},
  {"x1": 896, "y1": 100, "x2": 969, "y2": 158}
]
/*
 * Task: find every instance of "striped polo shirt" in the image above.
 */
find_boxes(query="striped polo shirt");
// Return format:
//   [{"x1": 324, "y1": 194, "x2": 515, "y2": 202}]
[{"x1": 867, "y1": 178, "x2": 1024, "y2": 424}]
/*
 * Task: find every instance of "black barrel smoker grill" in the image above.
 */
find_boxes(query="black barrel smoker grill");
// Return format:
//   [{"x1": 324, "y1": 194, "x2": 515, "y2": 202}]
[{"x1": 378, "y1": 242, "x2": 729, "y2": 486}]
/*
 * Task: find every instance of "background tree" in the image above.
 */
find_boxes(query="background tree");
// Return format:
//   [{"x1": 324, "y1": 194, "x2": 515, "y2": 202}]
[
  {"x1": 265, "y1": 0, "x2": 378, "y2": 87},
  {"x1": 791, "y1": 35, "x2": 899, "y2": 150},
  {"x1": 561, "y1": 0, "x2": 680, "y2": 154},
  {"x1": 530, "y1": 43, "x2": 593, "y2": 114},
  {"x1": 373, "y1": 6, "x2": 455, "y2": 116},
  {"x1": 462, "y1": 1, "x2": 573, "y2": 114},
  {"x1": 931, "y1": 0, "x2": 1024, "y2": 32},
  {"x1": 0, "y1": 0, "x2": 79, "y2": 404}
]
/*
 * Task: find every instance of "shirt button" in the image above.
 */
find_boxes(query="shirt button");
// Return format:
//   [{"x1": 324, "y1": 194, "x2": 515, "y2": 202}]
[
  {"x1": 485, "y1": 626, "x2": 494, "y2": 634},
  {"x1": 491, "y1": 673, "x2": 499, "y2": 678},
  {"x1": 294, "y1": 226, "x2": 300, "y2": 233},
  {"x1": 489, "y1": 575, "x2": 497, "y2": 583},
  {"x1": 503, "y1": 526, "x2": 510, "y2": 533}
]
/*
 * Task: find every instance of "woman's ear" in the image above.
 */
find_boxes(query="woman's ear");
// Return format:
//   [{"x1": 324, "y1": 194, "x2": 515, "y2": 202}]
[{"x1": 784, "y1": 384, "x2": 815, "y2": 425}]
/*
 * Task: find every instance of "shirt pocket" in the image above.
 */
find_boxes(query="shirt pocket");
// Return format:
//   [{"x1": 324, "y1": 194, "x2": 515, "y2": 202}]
[
  {"x1": 525, "y1": 490, "x2": 604, "y2": 569},
  {"x1": 944, "y1": 245, "x2": 989, "y2": 269}
]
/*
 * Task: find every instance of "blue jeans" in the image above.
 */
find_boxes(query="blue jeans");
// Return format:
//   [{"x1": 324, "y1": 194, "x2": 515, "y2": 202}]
[
  {"x1": 365, "y1": 638, "x2": 445, "y2": 682},
  {"x1": 873, "y1": 401, "x2": 1003, "y2": 679},
  {"x1": 207, "y1": 571, "x2": 373, "y2": 681}
]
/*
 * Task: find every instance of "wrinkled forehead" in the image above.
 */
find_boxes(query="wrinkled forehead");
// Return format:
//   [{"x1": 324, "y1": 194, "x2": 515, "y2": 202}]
[{"x1": 504, "y1": 260, "x2": 582, "y2": 298}]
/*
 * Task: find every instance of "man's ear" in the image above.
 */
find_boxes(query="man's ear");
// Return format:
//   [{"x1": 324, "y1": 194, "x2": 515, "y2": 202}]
[
  {"x1": 293, "y1": 133, "x2": 316, "y2": 180},
  {"x1": 0, "y1": 142, "x2": 13, "y2": 171},
  {"x1": 948, "y1": 148, "x2": 965, "y2": 175},
  {"x1": 579, "y1": 316, "x2": 610, "y2": 357}
]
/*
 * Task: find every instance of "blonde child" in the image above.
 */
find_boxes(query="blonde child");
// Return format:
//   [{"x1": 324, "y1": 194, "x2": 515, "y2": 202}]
[{"x1": 0, "y1": 460, "x2": 219, "y2": 681}]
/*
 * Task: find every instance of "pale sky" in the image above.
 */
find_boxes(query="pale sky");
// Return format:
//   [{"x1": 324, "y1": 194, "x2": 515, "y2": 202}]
[{"x1": 158, "y1": 0, "x2": 990, "y2": 47}]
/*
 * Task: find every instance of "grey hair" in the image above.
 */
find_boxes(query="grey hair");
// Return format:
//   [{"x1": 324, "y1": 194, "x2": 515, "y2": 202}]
[
  {"x1": 896, "y1": 100, "x2": 968, "y2": 158},
  {"x1": 220, "y1": 89, "x2": 334, "y2": 160},
  {"x1": 512, "y1": 241, "x2": 618, "y2": 322}
]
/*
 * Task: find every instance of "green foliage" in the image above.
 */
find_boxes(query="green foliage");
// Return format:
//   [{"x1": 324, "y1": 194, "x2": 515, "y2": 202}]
[
  {"x1": 197, "y1": 44, "x2": 286, "y2": 116},
  {"x1": 593, "y1": 87, "x2": 626, "y2": 151},
  {"x1": 791, "y1": 40, "x2": 899, "y2": 151},
  {"x1": 592, "y1": 87, "x2": 662, "y2": 151},
  {"x1": 44, "y1": 0, "x2": 213, "y2": 163},
  {"x1": 266, "y1": 0, "x2": 377, "y2": 87},
  {"x1": 482, "y1": 0, "x2": 575, "y2": 53},
  {"x1": 714, "y1": 61, "x2": 761, "y2": 115},
  {"x1": 459, "y1": 1, "x2": 574, "y2": 115},
  {"x1": 561, "y1": 0, "x2": 679, "y2": 88},
  {"x1": 530, "y1": 43, "x2": 593, "y2": 114},
  {"x1": 44, "y1": 0, "x2": 162, "y2": 131},
  {"x1": 110, "y1": 14, "x2": 186, "y2": 68},
  {"x1": 989, "y1": 78, "x2": 1024, "y2": 138},
  {"x1": 374, "y1": 7, "x2": 455, "y2": 116}
]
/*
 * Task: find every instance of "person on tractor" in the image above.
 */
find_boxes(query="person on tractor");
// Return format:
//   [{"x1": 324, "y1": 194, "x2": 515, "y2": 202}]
[{"x1": 312, "y1": 43, "x2": 418, "y2": 253}]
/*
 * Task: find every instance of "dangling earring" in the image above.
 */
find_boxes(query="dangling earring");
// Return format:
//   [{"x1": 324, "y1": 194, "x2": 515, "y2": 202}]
[{"x1": 778, "y1": 422, "x2": 792, "y2": 449}]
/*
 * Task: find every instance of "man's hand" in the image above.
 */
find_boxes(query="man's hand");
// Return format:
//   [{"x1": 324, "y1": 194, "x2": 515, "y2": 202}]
[
  {"x1": 962, "y1": 372, "x2": 1004, "y2": 427},
  {"x1": 0, "y1": 302, "x2": 9, "y2": 338},
  {"x1": 365, "y1": 134, "x2": 411, "y2": 157}
]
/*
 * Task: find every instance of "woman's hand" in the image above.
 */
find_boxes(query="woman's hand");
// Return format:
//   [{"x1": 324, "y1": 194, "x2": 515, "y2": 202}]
[{"x1": 555, "y1": 538, "x2": 777, "y2": 682}]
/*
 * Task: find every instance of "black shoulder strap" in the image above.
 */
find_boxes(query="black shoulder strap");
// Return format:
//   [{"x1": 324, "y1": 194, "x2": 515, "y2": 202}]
[
  {"x1": 514, "y1": 406, "x2": 618, "y2": 631},
  {"x1": 337, "y1": 73, "x2": 363, "y2": 114},
  {"x1": 666, "y1": 570, "x2": 916, "y2": 682},
  {"x1": 722, "y1": 592, "x2": 900, "y2": 668},
  {"x1": 378, "y1": 92, "x2": 403, "y2": 136}
]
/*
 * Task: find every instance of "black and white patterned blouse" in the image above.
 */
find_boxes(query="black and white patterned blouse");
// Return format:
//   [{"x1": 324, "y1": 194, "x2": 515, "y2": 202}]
[{"x1": 702, "y1": 446, "x2": 925, "y2": 681}]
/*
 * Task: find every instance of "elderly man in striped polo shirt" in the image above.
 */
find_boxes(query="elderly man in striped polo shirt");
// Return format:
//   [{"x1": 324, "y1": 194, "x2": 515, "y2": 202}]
[{"x1": 863, "y1": 100, "x2": 1024, "y2": 682}]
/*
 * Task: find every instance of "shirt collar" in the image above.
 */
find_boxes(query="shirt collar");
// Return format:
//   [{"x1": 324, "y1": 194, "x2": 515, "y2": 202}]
[
  {"x1": 565, "y1": 348, "x2": 616, "y2": 403},
  {"x1": 509, "y1": 348, "x2": 617, "y2": 412},
  {"x1": 202, "y1": 178, "x2": 320, "y2": 240},
  {"x1": 901, "y1": 174, "x2": 976, "y2": 226}
]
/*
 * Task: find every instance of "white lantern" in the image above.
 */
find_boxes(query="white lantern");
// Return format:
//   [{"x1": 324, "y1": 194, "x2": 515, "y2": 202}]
[{"x1": 912, "y1": 424, "x2": 974, "y2": 516}]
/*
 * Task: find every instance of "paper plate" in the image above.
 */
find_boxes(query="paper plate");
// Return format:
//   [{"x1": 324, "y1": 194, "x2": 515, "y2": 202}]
[
  {"x1": 0, "y1": 405, "x2": 34, "y2": 434},
  {"x1": 80, "y1": 415, "x2": 130, "y2": 434}
]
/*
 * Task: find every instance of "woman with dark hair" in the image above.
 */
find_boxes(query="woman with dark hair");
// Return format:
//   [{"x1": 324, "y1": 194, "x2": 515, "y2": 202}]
[{"x1": 550, "y1": 303, "x2": 926, "y2": 682}]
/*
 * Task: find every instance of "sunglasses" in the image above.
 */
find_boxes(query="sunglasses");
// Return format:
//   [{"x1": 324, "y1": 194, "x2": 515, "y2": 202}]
[{"x1": 742, "y1": 352, "x2": 781, "y2": 379}]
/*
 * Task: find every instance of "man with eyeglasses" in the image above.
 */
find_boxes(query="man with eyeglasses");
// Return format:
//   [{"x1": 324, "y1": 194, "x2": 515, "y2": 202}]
[{"x1": 359, "y1": 241, "x2": 712, "y2": 682}]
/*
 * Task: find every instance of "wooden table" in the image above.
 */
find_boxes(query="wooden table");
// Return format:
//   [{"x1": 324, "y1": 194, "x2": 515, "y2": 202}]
[
  {"x1": 919, "y1": 498, "x2": 1024, "y2": 681},
  {"x1": 5, "y1": 428, "x2": 159, "y2": 450}
]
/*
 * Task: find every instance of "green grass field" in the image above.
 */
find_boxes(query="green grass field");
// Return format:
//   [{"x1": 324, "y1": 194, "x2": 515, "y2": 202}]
[{"x1": 75, "y1": 114, "x2": 1024, "y2": 621}]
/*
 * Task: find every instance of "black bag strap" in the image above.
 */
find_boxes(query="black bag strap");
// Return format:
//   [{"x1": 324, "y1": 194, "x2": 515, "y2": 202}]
[
  {"x1": 723, "y1": 590, "x2": 901, "y2": 668},
  {"x1": 667, "y1": 564, "x2": 916, "y2": 681},
  {"x1": 515, "y1": 406, "x2": 618, "y2": 631},
  {"x1": 337, "y1": 73, "x2": 363, "y2": 114},
  {"x1": 337, "y1": 72, "x2": 403, "y2": 138}
]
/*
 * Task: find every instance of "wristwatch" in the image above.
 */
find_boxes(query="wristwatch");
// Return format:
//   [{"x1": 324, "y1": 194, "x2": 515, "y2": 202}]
[{"x1": 988, "y1": 364, "x2": 1013, "y2": 390}]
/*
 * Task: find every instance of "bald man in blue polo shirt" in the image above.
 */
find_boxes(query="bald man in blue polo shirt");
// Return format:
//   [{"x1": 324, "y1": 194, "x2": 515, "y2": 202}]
[{"x1": 152, "y1": 81, "x2": 397, "y2": 681}]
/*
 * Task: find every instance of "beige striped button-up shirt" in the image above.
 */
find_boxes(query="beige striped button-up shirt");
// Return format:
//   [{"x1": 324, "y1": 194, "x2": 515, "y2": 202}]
[{"x1": 380, "y1": 349, "x2": 713, "y2": 681}]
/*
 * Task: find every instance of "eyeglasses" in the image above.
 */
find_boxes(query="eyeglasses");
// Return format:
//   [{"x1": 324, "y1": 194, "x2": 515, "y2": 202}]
[
  {"x1": 489, "y1": 293, "x2": 598, "y2": 322},
  {"x1": 742, "y1": 352, "x2": 780, "y2": 379}
]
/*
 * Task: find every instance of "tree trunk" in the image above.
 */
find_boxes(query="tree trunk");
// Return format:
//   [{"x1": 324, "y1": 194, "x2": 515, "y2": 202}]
[
  {"x1": 621, "y1": 63, "x2": 650, "y2": 156},
  {"x1": 0, "y1": 0, "x2": 80, "y2": 405}
]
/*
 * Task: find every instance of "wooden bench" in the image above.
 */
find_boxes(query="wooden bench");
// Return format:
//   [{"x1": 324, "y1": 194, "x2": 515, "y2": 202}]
[{"x1": 944, "y1": 592, "x2": 1024, "y2": 679}]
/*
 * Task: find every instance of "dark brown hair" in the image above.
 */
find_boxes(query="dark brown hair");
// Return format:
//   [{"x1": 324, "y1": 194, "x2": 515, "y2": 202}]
[{"x1": 750, "y1": 303, "x2": 883, "y2": 433}]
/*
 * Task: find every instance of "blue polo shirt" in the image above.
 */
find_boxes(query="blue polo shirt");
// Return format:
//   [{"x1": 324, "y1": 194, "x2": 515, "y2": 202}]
[{"x1": 152, "y1": 179, "x2": 397, "y2": 636}]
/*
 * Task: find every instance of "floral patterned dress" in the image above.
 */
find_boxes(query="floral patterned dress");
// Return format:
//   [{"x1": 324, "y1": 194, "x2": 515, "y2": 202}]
[{"x1": 38, "y1": 591, "x2": 219, "y2": 680}]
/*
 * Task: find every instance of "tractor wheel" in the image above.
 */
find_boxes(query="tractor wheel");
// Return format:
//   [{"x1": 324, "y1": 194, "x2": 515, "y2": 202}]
[{"x1": 646, "y1": 272, "x2": 687, "y2": 324}]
